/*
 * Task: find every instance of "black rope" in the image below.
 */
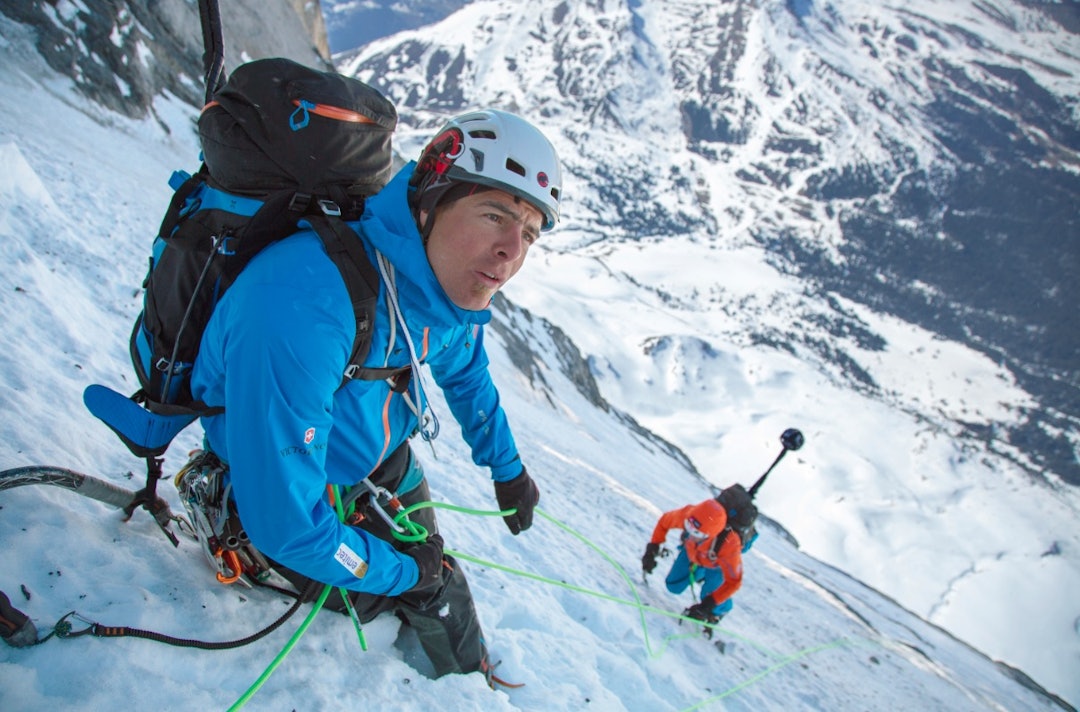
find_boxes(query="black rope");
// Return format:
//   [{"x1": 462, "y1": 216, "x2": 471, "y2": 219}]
[{"x1": 53, "y1": 580, "x2": 312, "y2": 651}]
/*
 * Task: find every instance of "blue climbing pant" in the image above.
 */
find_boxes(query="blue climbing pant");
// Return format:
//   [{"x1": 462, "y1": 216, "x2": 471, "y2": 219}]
[{"x1": 664, "y1": 546, "x2": 734, "y2": 617}]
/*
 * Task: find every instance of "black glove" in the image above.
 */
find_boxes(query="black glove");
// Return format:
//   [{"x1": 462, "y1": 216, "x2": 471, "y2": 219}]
[
  {"x1": 683, "y1": 601, "x2": 721, "y2": 639},
  {"x1": 399, "y1": 533, "x2": 446, "y2": 607},
  {"x1": 494, "y1": 469, "x2": 539, "y2": 535},
  {"x1": 642, "y1": 542, "x2": 661, "y2": 574},
  {"x1": 684, "y1": 601, "x2": 718, "y2": 623}
]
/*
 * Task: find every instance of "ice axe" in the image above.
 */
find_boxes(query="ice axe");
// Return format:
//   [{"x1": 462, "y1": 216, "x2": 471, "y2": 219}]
[{"x1": 746, "y1": 428, "x2": 804, "y2": 500}]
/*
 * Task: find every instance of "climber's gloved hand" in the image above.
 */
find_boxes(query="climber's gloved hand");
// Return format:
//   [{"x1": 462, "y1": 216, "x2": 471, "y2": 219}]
[
  {"x1": 399, "y1": 534, "x2": 447, "y2": 608},
  {"x1": 494, "y1": 468, "x2": 539, "y2": 535},
  {"x1": 642, "y1": 542, "x2": 661, "y2": 574}
]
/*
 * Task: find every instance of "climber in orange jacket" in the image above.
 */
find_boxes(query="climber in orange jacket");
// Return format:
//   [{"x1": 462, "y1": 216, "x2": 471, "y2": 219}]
[{"x1": 641, "y1": 486, "x2": 758, "y2": 636}]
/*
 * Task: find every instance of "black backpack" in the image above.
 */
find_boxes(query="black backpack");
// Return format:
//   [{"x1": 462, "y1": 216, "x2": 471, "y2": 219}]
[
  {"x1": 716, "y1": 484, "x2": 758, "y2": 549},
  {"x1": 85, "y1": 57, "x2": 401, "y2": 460}
]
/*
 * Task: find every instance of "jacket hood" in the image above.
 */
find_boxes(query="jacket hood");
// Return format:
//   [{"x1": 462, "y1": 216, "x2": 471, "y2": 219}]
[{"x1": 360, "y1": 162, "x2": 492, "y2": 327}]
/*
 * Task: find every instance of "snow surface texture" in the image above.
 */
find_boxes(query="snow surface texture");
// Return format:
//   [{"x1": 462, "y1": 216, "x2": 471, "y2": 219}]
[{"x1": 0, "y1": 2, "x2": 1076, "y2": 711}]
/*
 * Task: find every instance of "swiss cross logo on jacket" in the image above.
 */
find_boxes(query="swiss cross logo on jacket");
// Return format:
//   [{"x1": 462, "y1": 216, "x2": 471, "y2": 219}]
[{"x1": 304, "y1": 428, "x2": 316, "y2": 444}]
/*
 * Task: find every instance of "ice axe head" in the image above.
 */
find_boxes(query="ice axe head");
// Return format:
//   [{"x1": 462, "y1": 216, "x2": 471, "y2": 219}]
[{"x1": 780, "y1": 428, "x2": 804, "y2": 452}]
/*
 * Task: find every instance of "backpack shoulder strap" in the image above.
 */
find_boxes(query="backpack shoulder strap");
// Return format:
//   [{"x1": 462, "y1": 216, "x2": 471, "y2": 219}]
[{"x1": 305, "y1": 214, "x2": 409, "y2": 384}]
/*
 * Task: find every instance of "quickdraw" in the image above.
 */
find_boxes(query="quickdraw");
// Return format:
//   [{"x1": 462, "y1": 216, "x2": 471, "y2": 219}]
[{"x1": 174, "y1": 449, "x2": 274, "y2": 587}]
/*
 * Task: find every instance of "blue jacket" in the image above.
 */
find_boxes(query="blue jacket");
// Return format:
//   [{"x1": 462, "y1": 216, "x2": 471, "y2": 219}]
[{"x1": 190, "y1": 164, "x2": 522, "y2": 596}]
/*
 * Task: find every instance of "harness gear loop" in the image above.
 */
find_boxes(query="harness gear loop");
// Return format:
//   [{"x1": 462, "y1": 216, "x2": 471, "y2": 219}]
[{"x1": 174, "y1": 449, "x2": 270, "y2": 588}]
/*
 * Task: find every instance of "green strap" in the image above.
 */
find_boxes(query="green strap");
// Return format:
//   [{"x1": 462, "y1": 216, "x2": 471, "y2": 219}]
[
  {"x1": 227, "y1": 485, "x2": 365, "y2": 711},
  {"x1": 331, "y1": 485, "x2": 368, "y2": 651},
  {"x1": 227, "y1": 583, "x2": 332, "y2": 712}
]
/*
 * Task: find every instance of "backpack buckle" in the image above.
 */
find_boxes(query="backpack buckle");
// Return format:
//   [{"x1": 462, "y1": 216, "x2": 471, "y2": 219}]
[
  {"x1": 387, "y1": 367, "x2": 412, "y2": 393},
  {"x1": 288, "y1": 192, "x2": 312, "y2": 212},
  {"x1": 155, "y1": 357, "x2": 184, "y2": 374},
  {"x1": 216, "y1": 234, "x2": 237, "y2": 256},
  {"x1": 318, "y1": 199, "x2": 342, "y2": 217}
]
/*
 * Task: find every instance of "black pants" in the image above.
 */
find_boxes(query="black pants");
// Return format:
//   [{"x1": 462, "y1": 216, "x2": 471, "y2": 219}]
[{"x1": 271, "y1": 443, "x2": 488, "y2": 678}]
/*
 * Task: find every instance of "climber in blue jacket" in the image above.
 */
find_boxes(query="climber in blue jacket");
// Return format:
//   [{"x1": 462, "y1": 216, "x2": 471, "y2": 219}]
[{"x1": 189, "y1": 109, "x2": 562, "y2": 682}]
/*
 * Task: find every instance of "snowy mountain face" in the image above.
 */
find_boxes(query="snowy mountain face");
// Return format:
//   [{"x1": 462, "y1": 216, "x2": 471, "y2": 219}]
[
  {"x1": 339, "y1": 0, "x2": 1080, "y2": 485},
  {"x1": 1, "y1": 0, "x2": 1079, "y2": 708}
]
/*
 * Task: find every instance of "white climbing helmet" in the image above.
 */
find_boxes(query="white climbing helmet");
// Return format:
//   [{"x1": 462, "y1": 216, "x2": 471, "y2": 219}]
[{"x1": 411, "y1": 109, "x2": 563, "y2": 231}]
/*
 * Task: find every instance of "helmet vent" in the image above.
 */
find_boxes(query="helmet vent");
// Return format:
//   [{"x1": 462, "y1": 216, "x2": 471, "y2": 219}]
[
  {"x1": 468, "y1": 129, "x2": 496, "y2": 140},
  {"x1": 469, "y1": 147, "x2": 485, "y2": 172},
  {"x1": 505, "y1": 157, "x2": 526, "y2": 177}
]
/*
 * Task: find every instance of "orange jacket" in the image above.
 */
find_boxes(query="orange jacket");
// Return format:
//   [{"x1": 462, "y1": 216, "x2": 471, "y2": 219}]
[{"x1": 650, "y1": 501, "x2": 744, "y2": 606}]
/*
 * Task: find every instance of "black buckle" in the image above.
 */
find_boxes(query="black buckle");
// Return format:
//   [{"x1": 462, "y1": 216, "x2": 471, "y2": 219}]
[{"x1": 287, "y1": 192, "x2": 312, "y2": 212}]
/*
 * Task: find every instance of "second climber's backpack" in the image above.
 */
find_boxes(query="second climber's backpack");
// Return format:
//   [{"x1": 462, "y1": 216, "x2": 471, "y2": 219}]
[
  {"x1": 85, "y1": 57, "x2": 400, "y2": 459},
  {"x1": 716, "y1": 484, "x2": 759, "y2": 550}
]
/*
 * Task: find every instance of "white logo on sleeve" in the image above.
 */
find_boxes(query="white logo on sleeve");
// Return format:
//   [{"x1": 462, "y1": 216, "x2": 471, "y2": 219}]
[{"x1": 334, "y1": 542, "x2": 369, "y2": 578}]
